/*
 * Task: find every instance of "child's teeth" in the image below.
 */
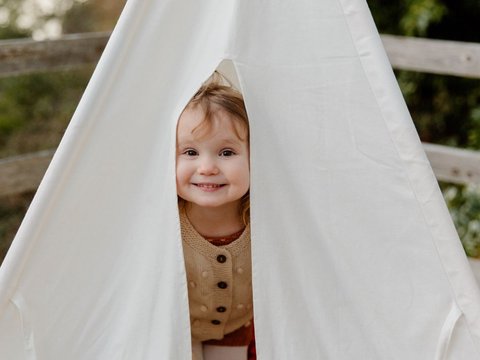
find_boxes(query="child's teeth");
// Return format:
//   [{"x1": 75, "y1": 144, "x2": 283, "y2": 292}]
[{"x1": 198, "y1": 184, "x2": 221, "y2": 189}]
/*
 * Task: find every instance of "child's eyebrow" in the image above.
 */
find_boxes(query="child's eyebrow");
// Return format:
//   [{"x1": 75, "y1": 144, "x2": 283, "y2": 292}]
[
  {"x1": 176, "y1": 139, "x2": 195, "y2": 148},
  {"x1": 219, "y1": 138, "x2": 244, "y2": 146}
]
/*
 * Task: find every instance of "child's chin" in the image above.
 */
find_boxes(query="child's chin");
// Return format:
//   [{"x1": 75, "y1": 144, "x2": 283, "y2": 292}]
[
  {"x1": 191, "y1": 199, "x2": 238, "y2": 209},
  {"x1": 193, "y1": 201, "x2": 224, "y2": 208}
]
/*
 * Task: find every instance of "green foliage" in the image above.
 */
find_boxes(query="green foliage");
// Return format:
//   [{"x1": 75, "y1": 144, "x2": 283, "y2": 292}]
[
  {"x1": 0, "y1": 75, "x2": 58, "y2": 134},
  {"x1": 0, "y1": 67, "x2": 93, "y2": 260},
  {"x1": 400, "y1": 0, "x2": 447, "y2": 36},
  {"x1": 0, "y1": 69, "x2": 93, "y2": 158},
  {"x1": 367, "y1": 0, "x2": 447, "y2": 36},
  {"x1": 443, "y1": 184, "x2": 480, "y2": 257},
  {"x1": 395, "y1": 72, "x2": 480, "y2": 148},
  {"x1": 0, "y1": 27, "x2": 30, "y2": 39}
]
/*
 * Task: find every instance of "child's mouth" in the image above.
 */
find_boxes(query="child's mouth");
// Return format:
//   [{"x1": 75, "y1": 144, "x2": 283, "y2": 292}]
[{"x1": 193, "y1": 183, "x2": 225, "y2": 191}]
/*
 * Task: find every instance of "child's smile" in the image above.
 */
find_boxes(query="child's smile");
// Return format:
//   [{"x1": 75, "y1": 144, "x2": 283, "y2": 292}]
[
  {"x1": 193, "y1": 183, "x2": 226, "y2": 191},
  {"x1": 176, "y1": 104, "x2": 250, "y2": 211}
]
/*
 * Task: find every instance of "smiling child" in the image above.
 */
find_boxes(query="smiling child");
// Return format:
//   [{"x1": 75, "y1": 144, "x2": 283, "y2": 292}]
[{"x1": 176, "y1": 73, "x2": 254, "y2": 360}]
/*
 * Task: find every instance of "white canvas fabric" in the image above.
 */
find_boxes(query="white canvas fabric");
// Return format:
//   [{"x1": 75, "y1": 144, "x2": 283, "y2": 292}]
[{"x1": 1, "y1": 0, "x2": 480, "y2": 358}]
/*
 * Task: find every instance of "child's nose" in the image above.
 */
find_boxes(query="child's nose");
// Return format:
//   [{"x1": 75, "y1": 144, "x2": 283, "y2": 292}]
[{"x1": 198, "y1": 157, "x2": 219, "y2": 175}]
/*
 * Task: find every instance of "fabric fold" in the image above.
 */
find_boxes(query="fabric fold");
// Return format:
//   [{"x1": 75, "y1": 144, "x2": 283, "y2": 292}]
[{"x1": 435, "y1": 302, "x2": 462, "y2": 360}]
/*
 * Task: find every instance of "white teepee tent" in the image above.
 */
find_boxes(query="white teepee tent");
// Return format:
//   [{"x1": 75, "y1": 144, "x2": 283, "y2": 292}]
[{"x1": 1, "y1": 0, "x2": 480, "y2": 359}]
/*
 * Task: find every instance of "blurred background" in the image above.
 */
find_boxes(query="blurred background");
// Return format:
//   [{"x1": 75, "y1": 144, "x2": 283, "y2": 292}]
[{"x1": 0, "y1": 0, "x2": 479, "y2": 263}]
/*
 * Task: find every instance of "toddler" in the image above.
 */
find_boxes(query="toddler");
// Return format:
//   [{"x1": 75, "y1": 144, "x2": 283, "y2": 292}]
[{"x1": 176, "y1": 73, "x2": 254, "y2": 360}]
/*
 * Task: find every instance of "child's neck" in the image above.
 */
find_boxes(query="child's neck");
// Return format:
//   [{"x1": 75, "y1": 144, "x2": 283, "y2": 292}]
[{"x1": 185, "y1": 202, "x2": 244, "y2": 237}]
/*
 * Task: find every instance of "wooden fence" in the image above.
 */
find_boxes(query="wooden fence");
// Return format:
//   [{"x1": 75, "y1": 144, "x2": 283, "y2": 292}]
[{"x1": 1, "y1": 32, "x2": 480, "y2": 196}]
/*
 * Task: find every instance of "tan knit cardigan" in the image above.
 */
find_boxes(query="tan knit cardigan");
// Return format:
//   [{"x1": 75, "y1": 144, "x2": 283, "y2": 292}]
[{"x1": 180, "y1": 211, "x2": 253, "y2": 342}]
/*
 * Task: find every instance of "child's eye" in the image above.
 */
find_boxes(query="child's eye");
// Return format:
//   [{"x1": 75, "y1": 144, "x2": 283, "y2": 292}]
[
  {"x1": 220, "y1": 149, "x2": 235, "y2": 157},
  {"x1": 183, "y1": 149, "x2": 198, "y2": 156}
]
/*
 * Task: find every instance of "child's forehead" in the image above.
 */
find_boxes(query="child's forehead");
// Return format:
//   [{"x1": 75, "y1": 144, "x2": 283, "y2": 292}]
[{"x1": 177, "y1": 105, "x2": 248, "y2": 141}]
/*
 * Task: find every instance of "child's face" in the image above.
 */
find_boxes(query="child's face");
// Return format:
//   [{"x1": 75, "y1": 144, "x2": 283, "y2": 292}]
[{"x1": 176, "y1": 105, "x2": 250, "y2": 211}]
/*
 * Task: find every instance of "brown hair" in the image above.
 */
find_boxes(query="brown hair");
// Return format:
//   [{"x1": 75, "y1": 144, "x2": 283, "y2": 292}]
[{"x1": 178, "y1": 72, "x2": 250, "y2": 225}]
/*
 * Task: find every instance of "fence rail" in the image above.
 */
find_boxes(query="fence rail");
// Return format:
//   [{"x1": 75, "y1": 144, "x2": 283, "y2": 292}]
[
  {"x1": 1, "y1": 33, "x2": 480, "y2": 196},
  {"x1": 382, "y1": 35, "x2": 480, "y2": 79},
  {"x1": 0, "y1": 32, "x2": 108, "y2": 77},
  {"x1": 423, "y1": 143, "x2": 480, "y2": 184},
  {"x1": 0, "y1": 150, "x2": 54, "y2": 197},
  {"x1": 1, "y1": 33, "x2": 480, "y2": 78}
]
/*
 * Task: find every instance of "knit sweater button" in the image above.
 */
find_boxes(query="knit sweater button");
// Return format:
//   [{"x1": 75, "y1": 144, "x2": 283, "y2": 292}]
[
  {"x1": 217, "y1": 281, "x2": 228, "y2": 289},
  {"x1": 211, "y1": 320, "x2": 221, "y2": 325},
  {"x1": 200, "y1": 305, "x2": 208, "y2": 312},
  {"x1": 216, "y1": 254, "x2": 227, "y2": 263},
  {"x1": 236, "y1": 267, "x2": 244, "y2": 274},
  {"x1": 201, "y1": 271, "x2": 209, "y2": 278},
  {"x1": 216, "y1": 306, "x2": 226, "y2": 313}
]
